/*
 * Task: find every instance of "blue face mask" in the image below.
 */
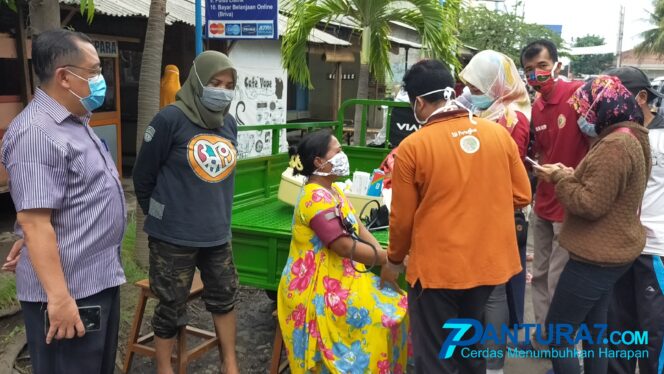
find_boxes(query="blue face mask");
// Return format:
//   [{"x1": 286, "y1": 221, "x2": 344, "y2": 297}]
[
  {"x1": 200, "y1": 87, "x2": 235, "y2": 112},
  {"x1": 576, "y1": 81, "x2": 611, "y2": 138},
  {"x1": 470, "y1": 93, "x2": 494, "y2": 110},
  {"x1": 194, "y1": 63, "x2": 235, "y2": 112},
  {"x1": 68, "y1": 70, "x2": 107, "y2": 113},
  {"x1": 577, "y1": 116, "x2": 598, "y2": 137}
]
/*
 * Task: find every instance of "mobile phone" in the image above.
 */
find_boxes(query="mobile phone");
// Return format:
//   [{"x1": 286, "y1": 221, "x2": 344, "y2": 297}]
[
  {"x1": 525, "y1": 156, "x2": 540, "y2": 167},
  {"x1": 44, "y1": 305, "x2": 102, "y2": 335}
]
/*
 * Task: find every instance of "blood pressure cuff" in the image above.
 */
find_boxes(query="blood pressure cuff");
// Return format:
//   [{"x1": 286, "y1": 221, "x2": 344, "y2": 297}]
[{"x1": 309, "y1": 207, "x2": 351, "y2": 247}]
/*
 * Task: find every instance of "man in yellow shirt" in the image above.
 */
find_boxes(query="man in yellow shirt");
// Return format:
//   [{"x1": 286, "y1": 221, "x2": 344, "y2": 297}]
[{"x1": 381, "y1": 60, "x2": 532, "y2": 373}]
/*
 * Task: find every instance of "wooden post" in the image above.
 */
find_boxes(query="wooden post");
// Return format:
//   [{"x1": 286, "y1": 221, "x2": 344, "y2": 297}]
[
  {"x1": 334, "y1": 62, "x2": 342, "y2": 120},
  {"x1": 16, "y1": 1, "x2": 32, "y2": 105},
  {"x1": 322, "y1": 50, "x2": 354, "y2": 121},
  {"x1": 61, "y1": 8, "x2": 77, "y2": 28}
]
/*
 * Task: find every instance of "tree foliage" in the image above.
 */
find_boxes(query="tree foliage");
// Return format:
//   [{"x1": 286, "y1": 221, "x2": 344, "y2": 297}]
[
  {"x1": 458, "y1": 5, "x2": 564, "y2": 65},
  {"x1": 571, "y1": 34, "x2": 614, "y2": 75},
  {"x1": 0, "y1": 0, "x2": 16, "y2": 11},
  {"x1": 79, "y1": 0, "x2": 96, "y2": 23},
  {"x1": 636, "y1": 0, "x2": 664, "y2": 56},
  {"x1": 282, "y1": 0, "x2": 461, "y2": 88},
  {"x1": 0, "y1": 0, "x2": 96, "y2": 23}
]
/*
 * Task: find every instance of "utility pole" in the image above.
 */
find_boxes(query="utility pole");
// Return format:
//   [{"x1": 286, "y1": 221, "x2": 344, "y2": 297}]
[
  {"x1": 512, "y1": 0, "x2": 526, "y2": 16},
  {"x1": 616, "y1": 5, "x2": 625, "y2": 67},
  {"x1": 195, "y1": 0, "x2": 202, "y2": 55},
  {"x1": 522, "y1": 0, "x2": 526, "y2": 19}
]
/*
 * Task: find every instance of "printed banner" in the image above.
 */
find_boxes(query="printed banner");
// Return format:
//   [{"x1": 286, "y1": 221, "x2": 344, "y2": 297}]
[
  {"x1": 230, "y1": 65, "x2": 287, "y2": 159},
  {"x1": 206, "y1": 0, "x2": 279, "y2": 40}
]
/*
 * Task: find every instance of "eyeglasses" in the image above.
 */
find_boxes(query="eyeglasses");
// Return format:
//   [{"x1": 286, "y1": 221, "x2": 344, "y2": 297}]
[{"x1": 60, "y1": 64, "x2": 103, "y2": 77}]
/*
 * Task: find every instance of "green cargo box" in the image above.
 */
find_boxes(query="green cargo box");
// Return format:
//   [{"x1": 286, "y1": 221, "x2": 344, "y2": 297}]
[{"x1": 231, "y1": 99, "x2": 406, "y2": 291}]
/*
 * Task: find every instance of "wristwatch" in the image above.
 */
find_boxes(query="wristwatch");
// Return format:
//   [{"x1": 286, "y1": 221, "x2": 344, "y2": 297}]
[{"x1": 385, "y1": 257, "x2": 405, "y2": 274}]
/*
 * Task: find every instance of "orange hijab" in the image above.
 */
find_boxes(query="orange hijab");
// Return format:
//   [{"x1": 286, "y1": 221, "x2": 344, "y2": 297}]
[{"x1": 160, "y1": 65, "x2": 181, "y2": 108}]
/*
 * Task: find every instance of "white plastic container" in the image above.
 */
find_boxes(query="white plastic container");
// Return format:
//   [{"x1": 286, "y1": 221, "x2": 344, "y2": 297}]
[
  {"x1": 277, "y1": 168, "x2": 307, "y2": 206},
  {"x1": 277, "y1": 168, "x2": 383, "y2": 218}
]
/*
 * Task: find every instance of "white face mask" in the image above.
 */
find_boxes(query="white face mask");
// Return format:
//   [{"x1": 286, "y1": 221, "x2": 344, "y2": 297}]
[
  {"x1": 412, "y1": 87, "x2": 457, "y2": 125},
  {"x1": 552, "y1": 61, "x2": 562, "y2": 80},
  {"x1": 313, "y1": 152, "x2": 350, "y2": 177}
]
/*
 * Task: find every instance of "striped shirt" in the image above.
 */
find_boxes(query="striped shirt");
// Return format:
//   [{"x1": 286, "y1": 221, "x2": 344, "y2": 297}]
[{"x1": 1, "y1": 89, "x2": 126, "y2": 302}]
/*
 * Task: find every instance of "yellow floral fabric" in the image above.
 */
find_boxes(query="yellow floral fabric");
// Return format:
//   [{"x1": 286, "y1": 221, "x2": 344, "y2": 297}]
[{"x1": 277, "y1": 183, "x2": 410, "y2": 374}]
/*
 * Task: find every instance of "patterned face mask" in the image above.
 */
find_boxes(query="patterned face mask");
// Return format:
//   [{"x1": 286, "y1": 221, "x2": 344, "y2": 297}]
[
  {"x1": 313, "y1": 152, "x2": 350, "y2": 177},
  {"x1": 526, "y1": 62, "x2": 561, "y2": 96}
]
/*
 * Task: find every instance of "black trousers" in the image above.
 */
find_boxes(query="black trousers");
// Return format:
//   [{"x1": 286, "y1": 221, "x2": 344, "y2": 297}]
[
  {"x1": 409, "y1": 281, "x2": 494, "y2": 374},
  {"x1": 506, "y1": 210, "x2": 528, "y2": 326},
  {"x1": 546, "y1": 259, "x2": 631, "y2": 374},
  {"x1": 607, "y1": 255, "x2": 664, "y2": 374},
  {"x1": 20, "y1": 286, "x2": 120, "y2": 374}
]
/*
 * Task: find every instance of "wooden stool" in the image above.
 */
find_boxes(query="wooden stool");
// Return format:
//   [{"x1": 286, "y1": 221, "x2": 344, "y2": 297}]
[
  {"x1": 123, "y1": 273, "x2": 220, "y2": 374},
  {"x1": 269, "y1": 310, "x2": 289, "y2": 374}
]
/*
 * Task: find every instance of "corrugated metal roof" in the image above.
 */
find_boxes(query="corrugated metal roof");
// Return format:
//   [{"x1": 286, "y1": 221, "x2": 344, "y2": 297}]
[
  {"x1": 60, "y1": 1, "x2": 141, "y2": 23},
  {"x1": 389, "y1": 21, "x2": 417, "y2": 31},
  {"x1": 388, "y1": 35, "x2": 421, "y2": 49},
  {"x1": 278, "y1": 14, "x2": 350, "y2": 46},
  {"x1": 61, "y1": 0, "x2": 350, "y2": 45},
  {"x1": 61, "y1": 0, "x2": 200, "y2": 25}
]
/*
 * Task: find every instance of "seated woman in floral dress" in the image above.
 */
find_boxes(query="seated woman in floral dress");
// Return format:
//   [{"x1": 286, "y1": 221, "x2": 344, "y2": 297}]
[{"x1": 277, "y1": 130, "x2": 410, "y2": 374}]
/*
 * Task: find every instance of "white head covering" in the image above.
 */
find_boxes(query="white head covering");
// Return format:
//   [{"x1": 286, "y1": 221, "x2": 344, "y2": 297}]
[
  {"x1": 459, "y1": 50, "x2": 531, "y2": 133},
  {"x1": 394, "y1": 86, "x2": 410, "y2": 103}
]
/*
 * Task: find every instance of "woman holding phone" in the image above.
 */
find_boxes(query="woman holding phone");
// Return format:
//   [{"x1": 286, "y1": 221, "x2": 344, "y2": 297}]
[{"x1": 535, "y1": 75, "x2": 650, "y2": 374}]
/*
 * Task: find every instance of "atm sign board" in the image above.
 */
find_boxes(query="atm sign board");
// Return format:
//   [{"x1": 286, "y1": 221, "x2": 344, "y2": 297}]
[{"x1": 93, "y1": 39, "x2": 118, "y2": 58}]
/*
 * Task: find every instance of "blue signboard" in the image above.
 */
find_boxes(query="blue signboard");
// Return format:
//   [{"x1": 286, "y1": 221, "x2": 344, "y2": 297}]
[
  {"x1": 543, "y1": 24, "x2": 563, "y2": 36},
  {"x1": 206, "y1": 0, "x2": 278, "y2": 40}
]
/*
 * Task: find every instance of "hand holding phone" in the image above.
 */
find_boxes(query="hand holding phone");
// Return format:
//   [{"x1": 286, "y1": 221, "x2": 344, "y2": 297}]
[
  {"x1": 44, "y1": 301, "x2": 98, "y2": 343},
  {"x1": 525, "y1": 156, "x2": 541, "y2": 168}
]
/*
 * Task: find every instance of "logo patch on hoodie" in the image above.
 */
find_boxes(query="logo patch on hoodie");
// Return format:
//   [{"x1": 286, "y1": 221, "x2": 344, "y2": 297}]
[{"x1": 187, "y1": 134, "x2": 236, "y2": 183}]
